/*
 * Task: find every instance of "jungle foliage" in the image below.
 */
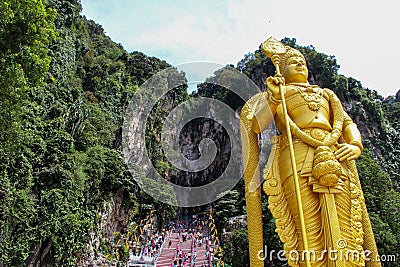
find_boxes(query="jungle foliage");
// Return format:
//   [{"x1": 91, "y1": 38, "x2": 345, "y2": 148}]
[
  {"x1": 1, "y1": 1, "x2": 399, "y2": 266},
  {"x1": 0, "y1": 0, "x2": 182, "y2": 265}
]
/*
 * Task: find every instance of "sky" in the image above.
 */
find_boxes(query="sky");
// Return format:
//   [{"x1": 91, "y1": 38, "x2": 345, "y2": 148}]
[{"x1": 81, "y1": 0, "x2": 400, "y2": 98}]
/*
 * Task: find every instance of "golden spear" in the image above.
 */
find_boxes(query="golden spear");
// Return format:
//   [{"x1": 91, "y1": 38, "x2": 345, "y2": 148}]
[{"x1": 261, "y1": 36, "x2": 311, "y2": 267}]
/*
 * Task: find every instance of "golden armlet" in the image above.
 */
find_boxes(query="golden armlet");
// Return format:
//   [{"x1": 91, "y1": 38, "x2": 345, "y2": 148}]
[
  {"x1": 266, "y1": 90, "x2": 282, "y2": 105},
  {"x1": 343, "y1": 123, "x2": 364, "y2": 151}
]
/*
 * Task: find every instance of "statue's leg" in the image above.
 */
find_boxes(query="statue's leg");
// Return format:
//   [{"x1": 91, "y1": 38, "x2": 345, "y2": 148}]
[
  {"x1": 279, "y1": 143, "x2": 326, "y2": 266},
  {"x1": 334, "y1": 179, "x2": 362, "y2": 267}
]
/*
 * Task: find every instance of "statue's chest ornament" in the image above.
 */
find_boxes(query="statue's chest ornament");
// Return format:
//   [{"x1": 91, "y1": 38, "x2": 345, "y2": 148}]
[
  {"x1": 297, "y1": 86, "x2": 323, "y2": 111},
  {"x1": 277, "y1": 84, "x2": 345, "y2": 148}
]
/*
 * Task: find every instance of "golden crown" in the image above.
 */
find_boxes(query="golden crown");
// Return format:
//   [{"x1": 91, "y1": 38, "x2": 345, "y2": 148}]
[
  {"x1": 278, "y1": 46, "x2": 305, "y2": 74},
  {"x1": 261, "y1": 36, "x2": 306, "y2": 74}
]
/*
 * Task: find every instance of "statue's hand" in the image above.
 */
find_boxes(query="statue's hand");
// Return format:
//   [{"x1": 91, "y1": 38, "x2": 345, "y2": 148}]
[
  {"x1": 266, "y1": 75, "x2": 285, "y2": 99},
  {"x1": 334, "y1": 143, "x2": 361, "y2": 162}
]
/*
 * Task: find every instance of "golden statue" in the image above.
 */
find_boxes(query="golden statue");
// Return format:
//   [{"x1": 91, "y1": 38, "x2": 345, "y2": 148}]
[{"x1": 240, "y1": 37, "x2": 381, "y2": 267}]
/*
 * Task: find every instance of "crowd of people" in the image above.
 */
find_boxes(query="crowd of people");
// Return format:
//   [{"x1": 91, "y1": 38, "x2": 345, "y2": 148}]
[
  {"x1": 127, "y1": 214, "x2": 214, "y2": 266},
  {"x1": 169, "y1": 217, "x2": 212, "y2": 267}
]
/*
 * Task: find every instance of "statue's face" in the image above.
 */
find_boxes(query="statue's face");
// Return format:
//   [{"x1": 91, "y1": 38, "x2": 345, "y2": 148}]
[{"x1": 283, "y1": 56, "x2": 308, "y2": 84}]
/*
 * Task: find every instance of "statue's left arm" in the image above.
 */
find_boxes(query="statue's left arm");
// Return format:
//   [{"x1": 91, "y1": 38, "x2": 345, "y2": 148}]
[{"x1": 335, "y1": 111, "x2": 364, "y2": 161}]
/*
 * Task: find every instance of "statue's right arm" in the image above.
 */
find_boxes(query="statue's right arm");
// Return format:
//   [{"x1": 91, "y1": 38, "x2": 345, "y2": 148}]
[
  {"x1": 251, "y1": 97, "x2": 279, "y2": 134},
  {"x1": 251, "y1": 76, "x2": 283, "y2": 134}
]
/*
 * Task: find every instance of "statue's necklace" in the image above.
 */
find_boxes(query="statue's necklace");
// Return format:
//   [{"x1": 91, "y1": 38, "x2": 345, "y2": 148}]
[
  {"x1": 276, "y1": 88, "x2": 344, "y2": 148},
  {"x1": 289, "y1": 83, "x2": 322, "y2": 111}
]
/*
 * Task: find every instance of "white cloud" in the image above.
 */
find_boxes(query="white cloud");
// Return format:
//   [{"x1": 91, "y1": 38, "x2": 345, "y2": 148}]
[{"x1": 82, "y1": 0, "x2": 400, "y2": 97}]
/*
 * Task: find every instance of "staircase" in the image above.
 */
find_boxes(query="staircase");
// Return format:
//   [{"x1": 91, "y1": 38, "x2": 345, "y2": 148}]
[
  {"x1": 155, "y1": 230, "x2": 211, "y2": 267},
  {"x1": 155, "y1": 232, "x2": 180, "y2": 266}
]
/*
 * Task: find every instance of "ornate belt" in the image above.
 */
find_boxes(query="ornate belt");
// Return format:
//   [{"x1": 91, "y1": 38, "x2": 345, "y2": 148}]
[
  {"x1": 302, "y1": 128, "x2": 330, "y2": 142},
  {"x1": 280, "y1": 128, "x2": 331, "y2": 144}
]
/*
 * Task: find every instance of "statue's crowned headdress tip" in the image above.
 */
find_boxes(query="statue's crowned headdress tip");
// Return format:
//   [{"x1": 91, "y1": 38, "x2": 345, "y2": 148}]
[
  {"x1": 261, "y1": 36, "x2": 286, "y2": 58},
  {"x1": 262, "y1": 36, "x2": 306, "y2": 74}
]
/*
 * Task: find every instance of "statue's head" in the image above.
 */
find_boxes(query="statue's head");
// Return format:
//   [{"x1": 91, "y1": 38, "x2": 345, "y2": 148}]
[{"x1": 279, "y1": 47, "x2": 308, "y2": 84}]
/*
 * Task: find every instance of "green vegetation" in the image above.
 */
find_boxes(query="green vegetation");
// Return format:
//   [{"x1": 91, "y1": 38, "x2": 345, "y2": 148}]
[
  {"x1": 1, "y1": 1, "x2": 399, "y2": 266},
  {"x1": 0, "y1": 0, "x2": 181, "y2": 265}
]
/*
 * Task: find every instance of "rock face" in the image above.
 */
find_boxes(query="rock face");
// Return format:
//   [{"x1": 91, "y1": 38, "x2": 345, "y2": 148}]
[
  {"x1": 170, "y1": 117, "x2": 232, "y2": 187},
  {"x1": 26, "y1": 189, "x2": 134, "y2": 267},
  {"x1": 79, "y1": 189, "x2": 136, "y2": 266},
  {"x1": 342, "y1": 90, "x2": 400, "y2": 189},
  {"x1": 26, "y1": 241, "x2": 53, "y2": 267},
  {"x1": 167, "y1": 113, "x2": 239, "y2": 206}
]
